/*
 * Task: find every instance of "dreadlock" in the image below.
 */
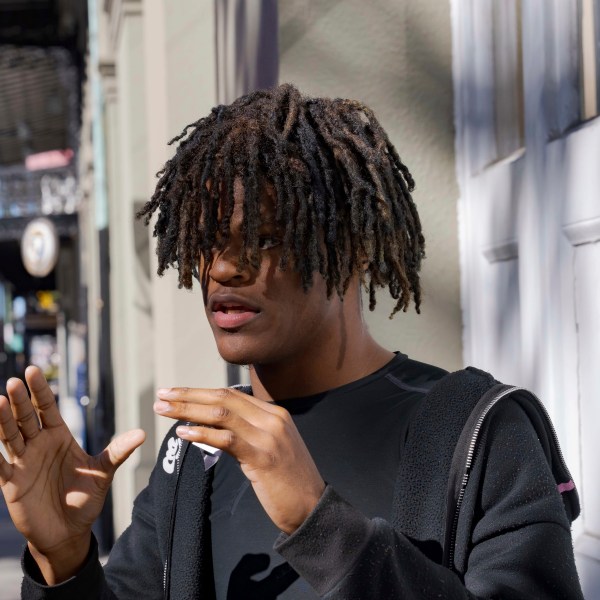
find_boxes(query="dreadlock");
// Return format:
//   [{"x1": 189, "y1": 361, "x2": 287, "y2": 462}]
[{"x1": 137, "y1": 83, "x2": 426, "y2": 317}]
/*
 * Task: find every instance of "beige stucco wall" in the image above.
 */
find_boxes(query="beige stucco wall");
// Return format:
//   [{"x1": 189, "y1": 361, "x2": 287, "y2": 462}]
[{"x1": 279, "y1": 0, "x2": 462, "y2": 371}]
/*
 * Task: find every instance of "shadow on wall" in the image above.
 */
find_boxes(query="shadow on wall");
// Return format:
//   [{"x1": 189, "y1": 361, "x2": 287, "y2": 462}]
[{"x1": 216, "y1": 0, "x2": 279, "y2": 105}]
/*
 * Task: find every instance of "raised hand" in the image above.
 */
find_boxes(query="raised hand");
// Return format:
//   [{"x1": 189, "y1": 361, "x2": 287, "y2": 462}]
[
  {"x1": 154, "y1": 387, "x2": 325, "y2": 534},
  {"x1": 0, "y1": 366, "x2": 145, "y2": 584}
]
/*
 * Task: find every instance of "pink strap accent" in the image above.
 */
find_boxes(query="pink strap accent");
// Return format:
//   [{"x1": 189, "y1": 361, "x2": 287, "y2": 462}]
[{"x1": 557, "y1": 480, "x2": 575, "y2": 494}]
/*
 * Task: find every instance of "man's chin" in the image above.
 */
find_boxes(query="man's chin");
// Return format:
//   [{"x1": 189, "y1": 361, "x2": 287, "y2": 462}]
[
  {"x1": 215, "y1": 340, "x2": 259, "y2": 366},
  {"x1": 222, "y1": 355, "x2": 251, "y2": 366},
  {"x1": 216, "y1": 341, "x2": 282, "y2": 367}
]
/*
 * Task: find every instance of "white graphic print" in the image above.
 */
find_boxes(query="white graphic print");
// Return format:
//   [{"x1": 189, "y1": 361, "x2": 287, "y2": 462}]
[
  {"x1": 162, "y1": 436, "x2": 182, "y2": 474},
  {"x1": 192, "y1": 442, "x2": 223, "y2": 470}
]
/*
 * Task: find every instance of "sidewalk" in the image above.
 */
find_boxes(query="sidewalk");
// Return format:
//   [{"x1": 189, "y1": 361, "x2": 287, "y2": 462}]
[{"x1": 0, "y1": 558, "x2": 21, "y2": 600}]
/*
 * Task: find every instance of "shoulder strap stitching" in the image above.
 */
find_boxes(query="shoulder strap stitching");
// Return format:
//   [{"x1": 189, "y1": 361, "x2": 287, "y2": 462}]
[{"x1": 385, "y1": 372, "x2": 431, "y2": 393}]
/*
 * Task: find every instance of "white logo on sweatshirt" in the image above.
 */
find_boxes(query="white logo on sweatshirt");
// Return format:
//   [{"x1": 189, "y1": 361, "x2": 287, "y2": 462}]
[{"x1": 162, "y1": 436, "x2": 182, "y2": 474}]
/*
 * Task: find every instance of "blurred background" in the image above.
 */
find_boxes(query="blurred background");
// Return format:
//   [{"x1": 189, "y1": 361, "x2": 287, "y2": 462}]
[{"x1": 0, "y1": 0, "x2": 598, "y2": 597}]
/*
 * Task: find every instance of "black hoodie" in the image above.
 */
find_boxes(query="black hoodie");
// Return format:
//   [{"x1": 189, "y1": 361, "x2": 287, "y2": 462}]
[{"x1": 21, "y1": 367, "x2": 583, "y2": 599}]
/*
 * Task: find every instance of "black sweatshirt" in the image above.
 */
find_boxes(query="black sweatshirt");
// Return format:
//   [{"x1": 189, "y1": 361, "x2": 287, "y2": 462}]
[
  {"x1": 20, "y1": 361, "x2": 584, "y2": 599},
  {"x1": 210, "y1": 353, "x2": 439, "y2": 598}
]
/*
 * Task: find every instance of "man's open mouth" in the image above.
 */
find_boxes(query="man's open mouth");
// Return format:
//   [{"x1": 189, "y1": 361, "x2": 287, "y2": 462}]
[
  {"x1": 211, "y1": 302, "x2": 261, "y2": 329},
  {"x1": 213, "y1": 303, "x2": 259, "y2": 314}
]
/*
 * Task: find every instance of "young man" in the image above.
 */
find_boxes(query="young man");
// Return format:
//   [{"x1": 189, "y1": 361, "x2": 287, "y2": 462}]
[{"x1": 0, "y1": 84, "x2": 583, "y2": 598}]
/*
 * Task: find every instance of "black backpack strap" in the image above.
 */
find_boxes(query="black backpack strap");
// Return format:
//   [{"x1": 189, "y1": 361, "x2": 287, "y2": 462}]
[
  {"x1": 441, "y1": 383, "x2": 580, "y2": 571},
  {"x1": 393, "y1": 366, "x2": 579, "y2": 573},
  {"x1": 502, "y1": 388, "x2": 579, "y2": 521},
  {"x1": 441, "y1": 382, "x2": 512, "y2": 569}
]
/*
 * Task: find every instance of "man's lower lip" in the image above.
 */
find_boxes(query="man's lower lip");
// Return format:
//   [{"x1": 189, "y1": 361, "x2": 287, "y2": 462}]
[{"x1": 213, "y1": 311, "x2": 260, "y2": 329}]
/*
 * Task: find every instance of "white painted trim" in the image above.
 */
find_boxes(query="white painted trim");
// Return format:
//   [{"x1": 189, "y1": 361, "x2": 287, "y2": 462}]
[
  {"x1": 452, "y1": 0, "x2": 474, "y2": 368},
  {"x1": 563, "y1": 217, "x2": 600, "y2": 246},
  {"x1": 105, "y1": 0, "x2": 142, "y2": 51},
  {"x1": 482, "y1": 238, "x2": 519, "y2": 263},
  {"x1": 554, "y1": 113, "x2": 600, "y2": 139},
  {"x1": 576, "y1": 533, "x2": 600, "y2": 563},
  {"x1": 472, "y1": 147, "x2": 526, "y2": 177}
]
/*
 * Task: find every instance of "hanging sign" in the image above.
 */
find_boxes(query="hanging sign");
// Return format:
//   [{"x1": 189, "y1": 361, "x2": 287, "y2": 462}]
[{"x1": 20, "y1": 218, "x2": 59, "y2": 277}]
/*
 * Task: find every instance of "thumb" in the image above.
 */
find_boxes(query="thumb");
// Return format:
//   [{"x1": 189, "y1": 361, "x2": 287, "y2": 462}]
[{"x1": 98, "y1": 429, "x2": 146, "y2": 476}]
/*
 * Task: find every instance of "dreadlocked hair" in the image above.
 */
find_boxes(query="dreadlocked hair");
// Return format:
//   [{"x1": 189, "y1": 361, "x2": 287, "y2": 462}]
[{"x1": 137, "y1": 83, "x2": 426, "y2": 317}]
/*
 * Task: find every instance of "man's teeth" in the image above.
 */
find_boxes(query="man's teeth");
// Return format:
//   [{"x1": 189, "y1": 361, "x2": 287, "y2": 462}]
[{"x1": 222, "y1": 307, "x2": 251, "y2": 313}]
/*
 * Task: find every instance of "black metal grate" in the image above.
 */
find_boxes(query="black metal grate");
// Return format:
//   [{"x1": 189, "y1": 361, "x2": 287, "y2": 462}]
[{"x1": 0, "y1": 45, "x2": 78, "y2": 166}]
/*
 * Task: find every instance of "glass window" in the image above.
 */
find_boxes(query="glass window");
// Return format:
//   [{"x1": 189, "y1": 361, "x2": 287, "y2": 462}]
[{"x1": 491, "y1": 0, "x2": 524, "y2": 160}]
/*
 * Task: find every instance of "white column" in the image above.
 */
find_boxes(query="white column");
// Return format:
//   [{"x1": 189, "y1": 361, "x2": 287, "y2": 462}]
[
  {"x1": 144, "y1": 0, "x2": 227, "y2": 452},
  {"x1": 104, "y1": 0, "x2": 156, "y2": 535}
]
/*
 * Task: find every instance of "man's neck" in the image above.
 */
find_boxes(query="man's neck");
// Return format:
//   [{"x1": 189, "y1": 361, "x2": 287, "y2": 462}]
[{"x1": 248, "y1": 333, "x2": 395, "y2": 402}]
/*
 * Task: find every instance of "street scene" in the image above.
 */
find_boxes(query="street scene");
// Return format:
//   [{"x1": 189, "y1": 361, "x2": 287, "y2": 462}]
[{"x1": 0, "y1": 0, "x2": 599, "y2": 598}]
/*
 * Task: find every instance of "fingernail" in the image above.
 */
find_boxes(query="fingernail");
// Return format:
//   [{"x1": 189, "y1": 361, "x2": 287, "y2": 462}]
[
  {"x1": 154, "y1": 401, "x2": 171, "y2": 413},
  {"x1": 176, "y1": 426, "x2": 190, "y2": 436},
  {"x1": 157, "y1": 388, "x2": 176, "y2": 399}
]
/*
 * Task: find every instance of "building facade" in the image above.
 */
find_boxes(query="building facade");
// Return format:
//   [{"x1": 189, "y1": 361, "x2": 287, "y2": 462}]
[
  {"x1": 81, "y1": 0, "x2": 462, "y2": 538},
  {"x1": 78, "y1": 0, "x2": 598, "y2": 594}
]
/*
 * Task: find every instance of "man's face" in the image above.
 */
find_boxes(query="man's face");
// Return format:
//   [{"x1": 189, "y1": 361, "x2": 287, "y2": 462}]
[{"x1": 201, "y1": 179, "x2": 346, "y2": 367}]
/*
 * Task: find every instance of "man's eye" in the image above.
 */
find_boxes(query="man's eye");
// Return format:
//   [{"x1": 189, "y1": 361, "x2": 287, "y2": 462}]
[{"x1": 258, "y1": 236, "x2": 282, "y2": 250}]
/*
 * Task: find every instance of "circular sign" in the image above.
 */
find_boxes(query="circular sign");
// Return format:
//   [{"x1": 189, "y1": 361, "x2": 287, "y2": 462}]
[{"x1": 21, "y1": 218, "x2": 59, "y2": 277}]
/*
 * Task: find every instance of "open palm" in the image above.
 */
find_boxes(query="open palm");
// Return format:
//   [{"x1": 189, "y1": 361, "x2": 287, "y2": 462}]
[{"x1": 0, "y1": 366, "x2": 144, "y2": 562}]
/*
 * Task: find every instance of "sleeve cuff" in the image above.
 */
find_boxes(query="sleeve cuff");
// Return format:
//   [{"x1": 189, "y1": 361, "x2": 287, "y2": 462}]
[
  {"x1": 21, "y1": 534, "x2": 106, "y2": 599},
  {"x1": 274, "y1": 485, "x2": 375, "y2": 596}
]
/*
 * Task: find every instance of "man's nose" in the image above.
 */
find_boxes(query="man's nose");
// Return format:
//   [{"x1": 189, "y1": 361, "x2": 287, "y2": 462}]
[{"x1": 208, "y1": 245, "x2": 253, "y2": 285}]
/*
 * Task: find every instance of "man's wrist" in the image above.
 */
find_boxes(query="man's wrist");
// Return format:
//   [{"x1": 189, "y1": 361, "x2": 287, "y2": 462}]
[
  {"x1": 28, "y1": 532, "x2": 92, "y2": 585},
  {"x1": 279, "y1": 481, "x2": 326, "y2": 535}
]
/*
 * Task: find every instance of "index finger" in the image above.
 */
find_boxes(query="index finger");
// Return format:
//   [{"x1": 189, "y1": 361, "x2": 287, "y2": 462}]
[
  {"x1": 157, "y1": 386, "x2": 283, "y2": 415},
  {"x1": 24, "y1": 366, "x2": 64, "y2": 429}
]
